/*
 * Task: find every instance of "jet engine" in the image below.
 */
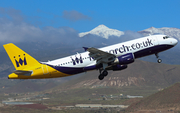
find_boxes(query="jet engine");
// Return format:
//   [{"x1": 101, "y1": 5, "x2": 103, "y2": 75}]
[
  {"x1": 112, "y1": 64, "x2": 127, "y2": 71},
  {"x1": 114, "y1": 53, "x2": 134, "y2": 65}
]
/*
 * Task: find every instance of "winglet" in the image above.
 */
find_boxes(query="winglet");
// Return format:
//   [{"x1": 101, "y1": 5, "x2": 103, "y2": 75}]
[{"x1": 83, "y1": 47, "x2": 89, "y2": 51}]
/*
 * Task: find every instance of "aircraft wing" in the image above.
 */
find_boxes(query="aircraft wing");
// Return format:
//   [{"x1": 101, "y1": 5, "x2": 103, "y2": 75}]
[
  {"x1": 13, "y1": 70, "x2": 32, "y2": 76},
  {"x1": 84, "y1": 47, "x2": 116, "y2": 64}
]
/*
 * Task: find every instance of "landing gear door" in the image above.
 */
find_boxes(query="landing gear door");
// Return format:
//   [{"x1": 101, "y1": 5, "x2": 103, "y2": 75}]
[{"x1": 152, "y1": 36, "x2": 159, "y2": 46}]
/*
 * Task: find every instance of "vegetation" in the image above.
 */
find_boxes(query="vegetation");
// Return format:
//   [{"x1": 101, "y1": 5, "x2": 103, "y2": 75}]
[{"x1": 126, "y1": 83, "x2": 180, "y2": 112}]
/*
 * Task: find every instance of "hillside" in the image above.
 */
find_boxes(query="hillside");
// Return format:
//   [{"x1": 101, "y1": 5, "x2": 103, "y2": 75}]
[
  {"x1": 1, "y1": 60, "x2": 180, "y2": 112},
  {"x1": 55, "y1": 60, "x2": 180, "y2": 90},
  {"x1": 126, "y1": 82, "x2": 180, "y2": 112},
  {"x1": 1, "y1": 59, "x2": 180, "y2": 95},
  {"x1": 0, "y1": 75, "x2": 80, "y2": 94},
  {"x1": 3, "y1": 81, "x2": 58, "y2": 93}
]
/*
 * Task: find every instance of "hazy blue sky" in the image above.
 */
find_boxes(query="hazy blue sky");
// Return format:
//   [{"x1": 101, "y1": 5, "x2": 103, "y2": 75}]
[{"x1": 0, "y1": 0, "x2": 179, "y2": 32}]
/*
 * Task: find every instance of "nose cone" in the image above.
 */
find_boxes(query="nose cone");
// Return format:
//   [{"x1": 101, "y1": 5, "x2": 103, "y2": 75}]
[{"x1": 171, "y1": 38, "x2": 178, "y2": 46}]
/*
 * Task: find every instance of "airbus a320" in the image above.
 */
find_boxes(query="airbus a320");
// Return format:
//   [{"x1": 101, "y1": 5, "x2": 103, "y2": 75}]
[{"x1": 3, "y1": 35, "x2": 178, "y2": 80}]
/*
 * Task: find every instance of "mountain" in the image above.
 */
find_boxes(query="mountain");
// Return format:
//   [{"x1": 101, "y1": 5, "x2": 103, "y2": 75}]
[
  {"x1": 2, "y1": 60, "x2": 180, "y2": 95},
  {"x1": 138, "y1": 26, "x2": 180, "y2": 64},
  {"x1": 79, "y1": 24, "x2": 124, "y2": 39},
  {"x1": 35, "y1": 60, "x2": 180, "y2": 109},
  {"x1": 54, "y1": 60, "x2": 180, "y2": 91},
  {"x1": 138, "y1": 27, "x2": 180, "y2": 40},
  {"x1": 126, "y1": 82, "x2": 180, "y2": 112},
  {"x1": 79, "y1": 25, "x2": 180, "y2": 41}
]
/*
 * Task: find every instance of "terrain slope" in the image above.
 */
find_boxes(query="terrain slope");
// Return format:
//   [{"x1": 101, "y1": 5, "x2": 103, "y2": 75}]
[
  {"x1": 56, "y1": 60, "x2": 180, "y2": 90},
  {"x1": 126, "y1": 82, "x2": 180, "y2": 112}
]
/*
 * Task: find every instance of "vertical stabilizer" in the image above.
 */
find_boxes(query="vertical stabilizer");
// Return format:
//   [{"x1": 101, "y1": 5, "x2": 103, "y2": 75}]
[{"x1": 3, "y1": 43, "x2": 40, "y2": 70}]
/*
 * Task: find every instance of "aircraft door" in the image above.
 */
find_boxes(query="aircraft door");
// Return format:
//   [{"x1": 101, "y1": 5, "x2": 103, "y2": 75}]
[{"x1": 42, "y1": 64, "x2": 49, "y2": 74}]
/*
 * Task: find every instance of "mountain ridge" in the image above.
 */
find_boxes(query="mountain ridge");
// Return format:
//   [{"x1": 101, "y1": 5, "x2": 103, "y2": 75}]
[
  {"x1": 79, "y1": 24, "x2": 124, "y2": 39},
  {"x1": 79, "y1": 25, "x2": 180, "y2": 41},
  {"x1": 139, "y1": 27, "x2": 180, "y2": 40}
]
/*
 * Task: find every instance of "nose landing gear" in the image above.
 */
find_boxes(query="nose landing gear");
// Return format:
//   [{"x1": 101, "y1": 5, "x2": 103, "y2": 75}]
[
  {"x1": 157, "y1": 59, "x2": 162, "y2": 63},
  {"x1": 155, "y1": 53, "x2": 162, "y2": 63}
]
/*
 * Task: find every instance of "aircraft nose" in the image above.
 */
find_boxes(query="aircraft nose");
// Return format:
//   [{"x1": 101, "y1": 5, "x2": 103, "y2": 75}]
[
  {"x1": 173, "y1": 38, "x2": 178, "y2": 45},
  {"x1": 171, "y1": 38, "x2": 178, "y2": 46}
]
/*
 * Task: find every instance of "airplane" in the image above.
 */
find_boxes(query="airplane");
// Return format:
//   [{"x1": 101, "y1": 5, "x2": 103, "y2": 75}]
[{"x1": 3, "y1": 34, "x2": 178, "y2": 80}]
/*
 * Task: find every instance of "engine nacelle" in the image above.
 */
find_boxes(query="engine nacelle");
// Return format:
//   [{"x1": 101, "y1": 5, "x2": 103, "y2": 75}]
[
  {"x1": 114, "y1": 53, "x2": 134, "y2": 65},
  {"x1": 112, "y1": 64, "x2": 127, "y2": 71}
]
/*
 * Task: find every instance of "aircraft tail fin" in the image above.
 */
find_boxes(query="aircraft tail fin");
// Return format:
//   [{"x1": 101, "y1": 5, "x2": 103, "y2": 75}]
[{"x1": 3, "y1": 43, "x2": 40, "y2": 70}]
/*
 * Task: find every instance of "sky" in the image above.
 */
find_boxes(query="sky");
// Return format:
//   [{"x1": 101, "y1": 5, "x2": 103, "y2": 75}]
[
  {"x1": 1, "y1": 0, "x2": 180, "y2": 32},
  {"x1": 0, "y1": 0, "x2": 180, "y2": 44}
]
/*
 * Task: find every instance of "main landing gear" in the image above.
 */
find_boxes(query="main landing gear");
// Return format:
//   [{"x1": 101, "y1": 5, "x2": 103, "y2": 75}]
[
  {"x1": 98, "y1": 69, "x2": 108, "y2": 80},
  {"x1": 155, "y1": 53, "x2": 162, "y2": 63},
  {"x1": 98, "y1": 63, "x2": 109, "y2": 80}
]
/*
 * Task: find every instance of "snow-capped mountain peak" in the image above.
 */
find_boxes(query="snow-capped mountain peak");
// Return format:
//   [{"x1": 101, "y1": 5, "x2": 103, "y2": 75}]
[
  {"x1": 79, "y1": 24, "x2": 124, "y2": 39},
  {"x1": 91, "y1": 24, "x2": 109, "y2": 31},
  {"x1": 139, "y1": 27, "x2": 180, "y2": 40}
]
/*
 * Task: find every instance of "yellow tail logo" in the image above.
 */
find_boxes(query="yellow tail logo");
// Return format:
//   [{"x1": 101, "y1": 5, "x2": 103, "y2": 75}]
[
  {"x1": 14, "y1": 54, "x2": 27, "y2": 67},
  {"x1": 3, "y1": 43, "x2": 40, "y2": 70}
]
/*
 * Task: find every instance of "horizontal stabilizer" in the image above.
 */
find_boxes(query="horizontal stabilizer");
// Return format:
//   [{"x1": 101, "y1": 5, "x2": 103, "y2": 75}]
[
  {"x1": 83, "y1": 47, "x2": 89, "y2": 51},
  {"x1": 13, "y1": 70, "x2": 32, "y2": 76}
]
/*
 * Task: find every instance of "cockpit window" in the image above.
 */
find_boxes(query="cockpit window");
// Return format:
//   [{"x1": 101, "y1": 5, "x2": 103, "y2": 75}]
[{"x1": 163, "y1": 36, "x2": 169, "y2": 39}]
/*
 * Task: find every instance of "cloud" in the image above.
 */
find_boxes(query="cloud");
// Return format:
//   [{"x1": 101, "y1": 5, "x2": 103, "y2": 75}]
[
  {"x1": 0, "y1": 7, "x2": 80, "y2": 45},
  {"x1": 0, "y1": 22, "x2": 41, "y2": 43},
  {"x1": 0, "y1": 21, "x2": 79, "y2": 44},
  {"x1": 79, "y1": 31, "x2": 143, "y2": 48},
  {"x1": 0, "y1": 7, "x2": 24, "y2": 23},
  {"x1": 120, "y1": 31, "x2": 143, "y2": 42},
  {"x1": 62, "y1": 10, "x2": 91, "y2": 21},
  {"x1": 0, "y1": 7, "x2": 143, "y2": 50}
]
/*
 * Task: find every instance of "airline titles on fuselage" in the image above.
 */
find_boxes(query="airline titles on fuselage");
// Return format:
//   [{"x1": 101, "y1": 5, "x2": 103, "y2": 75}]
[{"x1": 59, "y1": 38, "x2": 153, "y2": 66}]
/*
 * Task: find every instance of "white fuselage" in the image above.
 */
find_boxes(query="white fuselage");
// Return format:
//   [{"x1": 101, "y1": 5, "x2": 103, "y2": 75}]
[{"x1": 44, "y1": 35, "x2": 178, "y2": 75}]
